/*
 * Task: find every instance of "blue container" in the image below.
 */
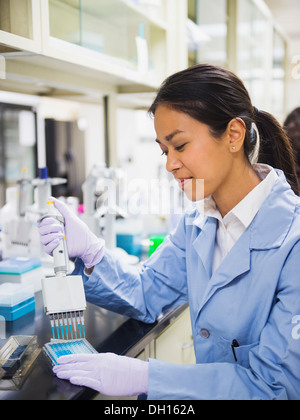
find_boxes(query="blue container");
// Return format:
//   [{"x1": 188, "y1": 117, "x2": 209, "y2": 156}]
[
  {"x1": 0, "y1": 283, "x2": 35, "y2": 321},
  {"x1": 0, "y1": 298, "x2": 35, "y2": 321},
  {"x1": 117, "y1": 233, "x2": 142, "y2": 257},
  {"x1": 0, "y1": 257, "x2": 41, "y2": 275}
]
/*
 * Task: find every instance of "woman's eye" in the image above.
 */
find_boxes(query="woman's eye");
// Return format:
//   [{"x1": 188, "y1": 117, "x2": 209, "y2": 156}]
[
  {"x1": 160, "y1": 143, "x2": 187, "y2": 156},
  {"x1": 175, "y1": 143, "x2": 187, "y2": 151}
]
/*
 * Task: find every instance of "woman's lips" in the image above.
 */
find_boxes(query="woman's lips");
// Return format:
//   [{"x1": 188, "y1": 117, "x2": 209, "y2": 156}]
[{"x1": 177, "y1": 178, "x2": 193, "y2": 189}]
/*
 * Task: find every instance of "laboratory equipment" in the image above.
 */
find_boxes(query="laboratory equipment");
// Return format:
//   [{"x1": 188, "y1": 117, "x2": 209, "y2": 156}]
[
  {"x1": 0, "y1": 283, "x2": 35, "y2": 321},
  {"x1": 81, "y1": 165, "x2": 147, "y2": 265},
  {"x1": 41, "y1": 201, "x2": 87, "y2": 340},
  {"x1": 81, "y1": 164, "x2": 126, "y2": 250},
  {"x1": 0, "y1": 186, "x2": 32, "y2": 259},
  {"x1": 136, "y1": 23, "x2": 149, "y2": 74},
  {"x1": 116, "y1": 233, "x2": 142, "y2": 258},
  {"x1": 28, "y1": 166, "x2": 67, "y2": 264},
  {"x1": 35, "y1": 112, "x2": 66, "y2": 216},
  {"x1": 17, "y1": 168, "x2": 33, "y2": 218},
  {"x1": 43, "y1": 339, "x2": 97, "y2": 367},
  {"x1": 32, "y1": 167, "x2": 67, "y2": 216},
  {"x1": 43, "y1": 277, "x2": 86, "y2": 340},
  {"x1": 0, "y1": 256, "x2": 43, "y2": 292},
  {"x1": 0, "y1": 166, "x2": 66, "y2": 262},
  {"x1": 0, "y1": 366, "x2": 4, "y2": 381},
  {"x1": 0, "y1": 335, "x2": 41, "y2": 390},
  {"x1": 148, "y1": 235, "x2": 166, "y2": 256}
]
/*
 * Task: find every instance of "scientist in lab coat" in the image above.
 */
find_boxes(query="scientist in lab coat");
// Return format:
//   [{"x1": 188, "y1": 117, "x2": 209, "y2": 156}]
[{"x1": 39, "y1": 64, "x2": 300, "y2": 400}]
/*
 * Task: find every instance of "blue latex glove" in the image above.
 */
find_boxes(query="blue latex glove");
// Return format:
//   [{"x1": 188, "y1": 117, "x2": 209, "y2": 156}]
[
  {"x1": 38, "y1": 197, "x2": 105, "y2": 269},
  {"x1": 53, "y1": 353, "x2": 149, "y2": 397}
]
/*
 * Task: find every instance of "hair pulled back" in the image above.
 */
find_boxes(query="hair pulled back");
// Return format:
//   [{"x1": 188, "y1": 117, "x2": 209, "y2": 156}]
[
  {"x1": 284, "y1": 107, "x2": 300, "y2": 181},
  {"x1": 149, "y1": 64, "x2": 299, "y2": 195}
]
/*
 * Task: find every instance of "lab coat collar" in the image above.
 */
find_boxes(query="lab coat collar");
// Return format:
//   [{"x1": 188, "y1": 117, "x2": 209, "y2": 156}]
[
  {"x1": 191, "y1": 170, "x2": 298, "y2": 313},
  {"x1": 193, "y1": 169, "x2": 297, "y2": 252},
  {"x1": 249, "y1": 169, "x2": 298, "y2": 250},
  {"x1": 193, "y1": 164, "x2": 278, "y2": 230}
]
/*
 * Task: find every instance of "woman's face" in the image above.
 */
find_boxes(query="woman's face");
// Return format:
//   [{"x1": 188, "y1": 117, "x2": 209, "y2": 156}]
[{"x1": 154, "y1": 105, "x2": 235, "y2": 201}]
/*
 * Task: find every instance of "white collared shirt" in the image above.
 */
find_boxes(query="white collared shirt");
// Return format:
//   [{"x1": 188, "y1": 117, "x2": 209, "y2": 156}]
[{"x1": 194, "y1": 164, "x2": 278, "y2": 273}]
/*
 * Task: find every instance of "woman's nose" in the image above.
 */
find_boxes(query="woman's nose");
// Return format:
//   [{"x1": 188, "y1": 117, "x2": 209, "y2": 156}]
[{"x1": 166, "y1": 151, "x2": 182, "y2": 173}]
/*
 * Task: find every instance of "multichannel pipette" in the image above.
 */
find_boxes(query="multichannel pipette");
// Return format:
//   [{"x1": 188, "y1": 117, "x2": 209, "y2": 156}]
[
  {"x1": 41, "y1": 201, "x2": 87, "y2": 340},
  {"x1": 48, "y1": 311, "x2": 85, "y2": 340}
]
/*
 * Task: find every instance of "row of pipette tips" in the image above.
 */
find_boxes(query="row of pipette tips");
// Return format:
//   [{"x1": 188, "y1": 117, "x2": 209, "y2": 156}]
[{"x1": 49, "y1": 311, "x2": 85, "y2": 340}]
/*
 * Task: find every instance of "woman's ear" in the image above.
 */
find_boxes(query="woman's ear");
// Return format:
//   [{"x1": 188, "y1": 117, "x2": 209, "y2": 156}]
[{"x1": 226, "y1": 118, "x2": 246, "y2": 153}]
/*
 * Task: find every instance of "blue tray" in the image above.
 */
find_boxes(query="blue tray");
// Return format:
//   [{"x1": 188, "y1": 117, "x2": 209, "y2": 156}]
[
  {"x1": 0, "y1": 258, "x2": 41, "y2": 275},
  {"x1": 0, "y1": 297, "x2": 35, "y2": 321}
]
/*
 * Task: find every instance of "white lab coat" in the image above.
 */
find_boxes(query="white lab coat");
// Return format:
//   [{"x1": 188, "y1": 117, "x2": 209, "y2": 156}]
[{"x1": 74, "y1": 169, "x2": 300, "y2": 399}]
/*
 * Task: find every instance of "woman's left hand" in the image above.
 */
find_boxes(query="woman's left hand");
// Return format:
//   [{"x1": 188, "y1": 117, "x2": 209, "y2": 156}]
[{"x1": 53, "y1": 352, "x2": 149, "y2": 397}]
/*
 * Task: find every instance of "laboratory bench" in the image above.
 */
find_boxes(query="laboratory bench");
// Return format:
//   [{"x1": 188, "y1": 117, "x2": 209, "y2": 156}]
[{"x1": 0, "y1": 291, "x2": 189, "y2": 400}]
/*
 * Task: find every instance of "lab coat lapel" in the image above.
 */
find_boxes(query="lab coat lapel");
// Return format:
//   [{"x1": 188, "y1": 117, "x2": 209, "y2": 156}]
[
  {"x1": 192, "y1": 216, "x2": 217, "y2": 280},
  {"x1": 198, "y1": 229, "x2": 251, "y2": 311},
  {"x1": 192, "y1": 215, "x2": 251, "y2": 313}
]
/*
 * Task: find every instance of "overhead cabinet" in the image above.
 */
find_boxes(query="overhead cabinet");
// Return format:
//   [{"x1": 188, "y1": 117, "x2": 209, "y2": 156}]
[
  {"x1": 0, "y1": 0, "x2": 41, "y2": 53},
  {"x1": 0, "y1": 0, "x2": 187, "y2": 98}
]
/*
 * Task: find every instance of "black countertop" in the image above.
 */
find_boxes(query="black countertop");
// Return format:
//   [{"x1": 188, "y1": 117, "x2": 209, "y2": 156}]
[{"x1": 0, "y1": 291, "x2": 188, "y2": 400}]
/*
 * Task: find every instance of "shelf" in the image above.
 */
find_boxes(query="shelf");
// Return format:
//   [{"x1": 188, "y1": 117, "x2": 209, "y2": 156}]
[
  {"x1": 0, "y1": 0, "x2": 41, "y2": 53},
  {"x1": 0, "y1": 49, "x2": 158, "y2": 104},
  {"x1": 0, "y1": 0, "x2": 171, "y2": 101},
  {"x1": 47, "y1": 0, "x2": 167, "y2": 81},
  {"x1": 63, "y1": 0, "x2": 168, "y2": 30},
  {"x1": 44, "y1": 35, "x2": 161, "y2": 89},
  {"x1": 123, "y1": 0, "x2": 167, "y2": 29},
  {"x1": 0, "y1": 0, "x2": 187, "y2": 102}
]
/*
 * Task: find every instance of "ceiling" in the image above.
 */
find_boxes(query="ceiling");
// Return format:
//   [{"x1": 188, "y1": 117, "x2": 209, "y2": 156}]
[{"x1": 264, "y1": 0, "x2": 300, "y2": 40}]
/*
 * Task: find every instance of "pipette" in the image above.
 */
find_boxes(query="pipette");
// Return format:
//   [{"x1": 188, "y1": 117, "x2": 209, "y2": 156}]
[{"x1": 41, "y1": 201, "x2": 86, "y2": 340}]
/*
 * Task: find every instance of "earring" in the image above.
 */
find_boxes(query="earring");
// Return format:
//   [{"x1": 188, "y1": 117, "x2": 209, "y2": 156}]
[{"x1": 232, "y1": 146, "x2": 236, "y2": 150}]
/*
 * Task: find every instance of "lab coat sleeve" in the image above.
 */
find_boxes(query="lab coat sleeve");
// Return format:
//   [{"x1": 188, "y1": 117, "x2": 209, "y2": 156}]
[
  {"x1": 147, "y1": 241, "x2": 300, "y2": 400},
  {"x1": 72, "y1": 215, "x2": 189, "y2": 324}
]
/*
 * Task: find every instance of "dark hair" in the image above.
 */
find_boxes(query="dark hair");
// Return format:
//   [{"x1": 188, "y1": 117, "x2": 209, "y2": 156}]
[
  {"x1": 149, "y1": 64, "x2": 299, "y2": 195},
  {"x1": 284, "y1": 107, "x2": 300, "y2": 181}
]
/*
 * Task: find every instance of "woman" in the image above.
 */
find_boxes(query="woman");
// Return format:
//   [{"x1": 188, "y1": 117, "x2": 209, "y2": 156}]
[
  {"x1": 284, "y1": 107, "x2": 300, "y2": 183},
  {"x1": 39, "y1": 64, "x2": 300, "y2": 400}
]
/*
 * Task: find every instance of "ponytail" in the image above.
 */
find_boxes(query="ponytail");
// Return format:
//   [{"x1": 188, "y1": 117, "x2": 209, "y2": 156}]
[
  {"x1": 255, "y1": 109, "x2": 299, "y2": 195},
  {"x1": 284, "y1": 107, "x2": 300, "y2": 184}
]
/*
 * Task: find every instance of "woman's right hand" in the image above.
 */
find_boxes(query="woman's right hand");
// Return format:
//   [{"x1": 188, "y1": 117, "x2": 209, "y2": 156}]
[{"x1": 38, "y1": 197, "x2": 105, "y2": 269}]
